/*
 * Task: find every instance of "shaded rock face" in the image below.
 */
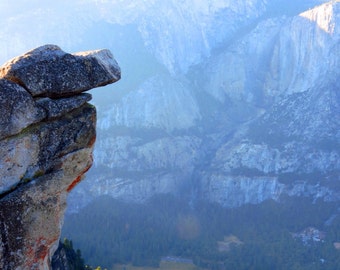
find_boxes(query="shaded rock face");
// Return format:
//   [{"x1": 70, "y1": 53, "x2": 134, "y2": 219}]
[{"x1": 0, "y1": 45, "x2": 120, "y2": 269}]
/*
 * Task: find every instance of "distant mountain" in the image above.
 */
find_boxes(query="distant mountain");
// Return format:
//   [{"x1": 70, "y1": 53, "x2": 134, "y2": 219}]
[{"x1": 65, "y1": 0, "x2": 339, "y2": 210}]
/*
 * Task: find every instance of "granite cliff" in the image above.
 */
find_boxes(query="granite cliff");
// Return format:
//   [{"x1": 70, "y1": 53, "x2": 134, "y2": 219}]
[
  {"x1": 0, "y1": 45, "x2": 120, "y2": 269},
  {"x1": 67, "y1": 0, "x2": 339, "y2": 209}
]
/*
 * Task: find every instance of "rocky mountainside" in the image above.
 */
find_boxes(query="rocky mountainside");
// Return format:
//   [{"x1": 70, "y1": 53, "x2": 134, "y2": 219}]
[
  {"x1": 197, "y1": 1, "x2": 340, "y2": 206},
  {"x1": 0, "y1": 45, "x2": 120, "y2": 269},
  {"x1": 68, "y1": 0, "x2": 339, "y2": 210},
  {"x1": 1, "y1": 0, "x2": 336, "y2": 211}
]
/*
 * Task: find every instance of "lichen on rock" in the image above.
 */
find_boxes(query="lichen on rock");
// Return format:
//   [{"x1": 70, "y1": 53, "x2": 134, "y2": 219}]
[{"x1": 0, "y1": 44, "x2": 120, "y2": 270}]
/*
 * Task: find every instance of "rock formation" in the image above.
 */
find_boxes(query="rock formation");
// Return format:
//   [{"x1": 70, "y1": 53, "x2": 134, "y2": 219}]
[
  {"x1": 4, "y1": 1, "x2": 336, "y2": 212},
  {"x1": 67, "y1": 0, "x2": 339, "y2": 209},
  {"x1": 0, "y1": 45, "x2": 120, "y2": 269}
]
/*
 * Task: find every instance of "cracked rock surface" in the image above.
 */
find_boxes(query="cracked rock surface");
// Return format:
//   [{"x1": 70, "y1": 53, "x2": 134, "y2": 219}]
[{"x1": 0, "y1": 45, "x2": 120, "y2": 270}]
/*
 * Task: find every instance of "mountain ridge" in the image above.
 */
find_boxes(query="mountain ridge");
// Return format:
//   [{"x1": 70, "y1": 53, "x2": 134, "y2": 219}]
[{"x1": 67, "y1": 0, "x2": 339, "y2": 210}]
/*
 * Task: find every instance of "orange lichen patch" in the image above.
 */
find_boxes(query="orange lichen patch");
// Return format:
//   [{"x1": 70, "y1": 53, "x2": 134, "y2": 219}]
[
  {"x1": 67, "y1": 175, "x2": 82, "y2": 193},
  {"x1": 89, "y1": 134, "x2": 96, "y2": 147},
  {"x1": 66, "y1": 161, "x2": 92, "y2": 192},
  {"x1": 35, "y1": 245, "x2": 48, "y2": 262},
  {"x1": 24, "y1": 236, "x2": 57, "y2": 268},
  {"x1": 25, "y1": 245, "x2": 36, "y2": 268}
]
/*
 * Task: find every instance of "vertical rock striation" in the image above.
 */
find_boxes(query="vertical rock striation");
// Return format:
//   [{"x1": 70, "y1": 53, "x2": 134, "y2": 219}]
[
  {"x1": 0, "y1": 45, "x2": 120, "y2": 269},
  {"x1": 68, "y1": 1, "x2": 339, "y2": 208},
  {"x1": 198, "y1": 1, "x2": 340, "y2": 206}
]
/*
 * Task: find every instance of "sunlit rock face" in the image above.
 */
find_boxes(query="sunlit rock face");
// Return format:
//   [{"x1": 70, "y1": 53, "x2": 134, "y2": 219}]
[
  {"x1": 265, "y1": 1, "x2": 339, "y2": 97},
  {"x1": 204, "y1": 1, "x2": 339, "y2": 105},
  {"x1": 198, "y1": 1, "x2": 340, "y2": 206},
  {"x1": 0, "y1": 45, "x2": 120, "y2": 269},
  {"x1": 68, "y1": 1, "x2": 340, "y2": 209}
]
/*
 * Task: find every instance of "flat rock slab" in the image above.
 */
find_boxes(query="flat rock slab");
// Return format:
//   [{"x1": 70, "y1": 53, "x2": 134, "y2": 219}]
[{"x1": 0, "y1": 44, "x2": 121, "y2": 98}]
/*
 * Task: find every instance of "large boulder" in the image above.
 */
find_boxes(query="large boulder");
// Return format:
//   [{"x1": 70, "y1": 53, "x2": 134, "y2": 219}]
[{"x1": 0, "y1": 44, "x2": 121, "y2": 97}]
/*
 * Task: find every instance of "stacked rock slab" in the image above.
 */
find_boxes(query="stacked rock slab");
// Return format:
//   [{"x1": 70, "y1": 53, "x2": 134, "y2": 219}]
[{"x1": 0, "y1": 45, "x2": 120, "y2": 270}]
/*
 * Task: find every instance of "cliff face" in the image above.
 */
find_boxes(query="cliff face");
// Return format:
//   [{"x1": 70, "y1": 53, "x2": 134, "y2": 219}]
[
  {"x1": 199, "y1": 1, "x2": 340, "y2": 206},
  {"x1": 68, "y1": 0, "x2": 339, "y2": 209},
  {"x1": 0, "y1": 45, "x2": 120, "y2": 269}
]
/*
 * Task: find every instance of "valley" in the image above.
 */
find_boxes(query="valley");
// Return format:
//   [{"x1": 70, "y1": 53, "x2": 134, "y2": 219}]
[
  {"x1": 62, "y1": 194, "x2": 340, "y2": 269},
  {"x1": 0, "y1": 0, "x2": 339, "y2": 268}
]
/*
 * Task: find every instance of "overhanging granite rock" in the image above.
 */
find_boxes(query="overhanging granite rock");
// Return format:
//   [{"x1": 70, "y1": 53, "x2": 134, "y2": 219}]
[
  {"x1": 0, "y1": 45, "x2": 120, "y2": 270},
  {"x1": 0, "y1": 44, "x2": 121, "y2": 98}
]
